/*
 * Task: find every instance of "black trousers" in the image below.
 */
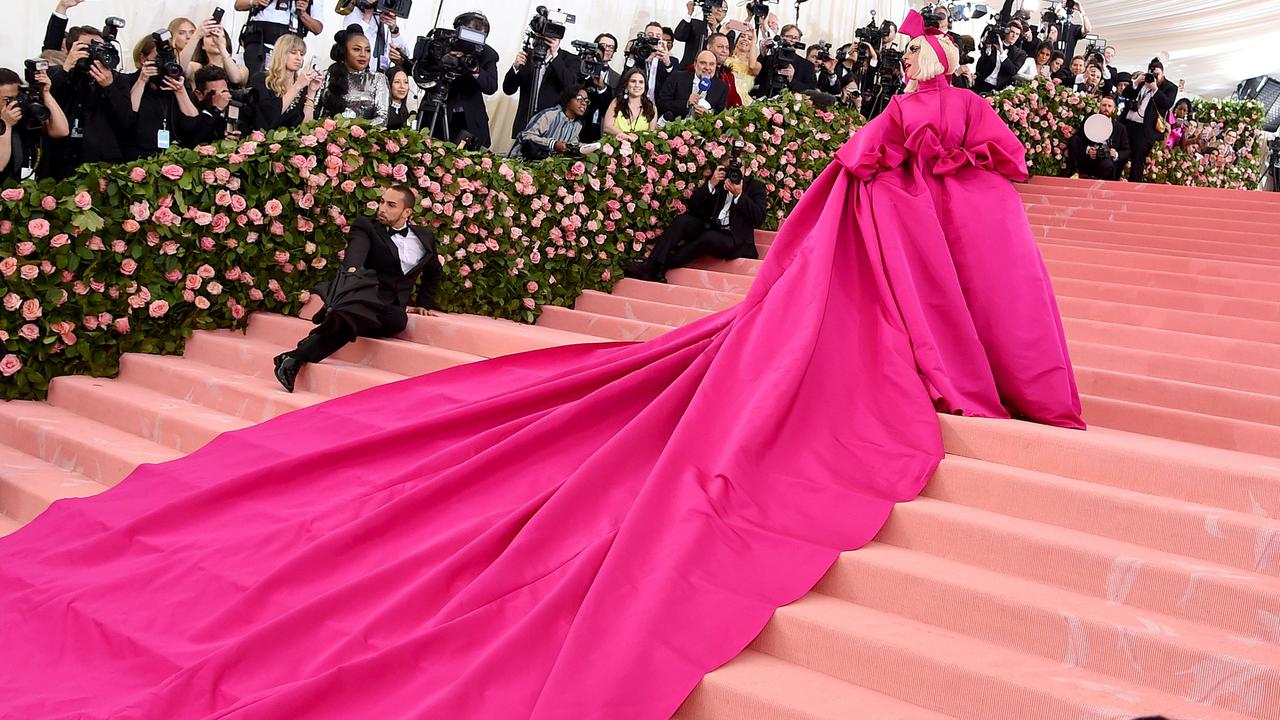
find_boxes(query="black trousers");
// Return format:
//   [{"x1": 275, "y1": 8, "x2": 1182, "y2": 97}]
[
  {"x1": 1066, "y1": 135, "x2": 1117, "y2": 180},
  {"x1": 1124, "y1": 120, "x2": 1157, "y2": 183},
  {"x1": 242, "y1": 22, "x2": 292, "y2": 77},
  {"x1": 291, "y1": 304, "x2": 408, "y2": 364},
  {"x1": 647, "y1": 215, "x2": 737, "y2": 272}
]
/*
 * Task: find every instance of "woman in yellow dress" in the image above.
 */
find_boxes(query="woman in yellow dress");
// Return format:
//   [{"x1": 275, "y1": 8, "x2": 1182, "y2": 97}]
[
  {"x1": 725, "y1": 30, "x2": 762, "y2": 106},
  {"x1": 602, "y1": 68, "x2": 658, "y2": 142}
]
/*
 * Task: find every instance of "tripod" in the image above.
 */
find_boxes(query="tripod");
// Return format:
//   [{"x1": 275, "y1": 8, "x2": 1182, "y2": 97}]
[{"x1": 416, "y1": 78, "x2": 453, "y2": 140}]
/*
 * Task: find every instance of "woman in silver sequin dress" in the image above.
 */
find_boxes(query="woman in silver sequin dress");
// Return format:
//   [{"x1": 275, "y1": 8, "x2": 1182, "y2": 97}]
[{"x1": 320, "y1": 24, "x2": 390, "y2": 127}]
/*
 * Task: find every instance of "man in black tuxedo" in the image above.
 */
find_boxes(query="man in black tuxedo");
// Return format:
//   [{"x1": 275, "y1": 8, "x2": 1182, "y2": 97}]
[
  {"x1": 657, "y1": 50, "x2": 730, "y2": 121},
  {"x1": 624, "y1": 157, "x2": 768, "y2": 283},
  {"x1": 973, "y1": 21, "x2": 1028, "y2": 94},
  {"x1": 674, "y1": 0, "x2": 727, "y2": 69},
  {"x1": 502, "y1": 35, "x2": 580, "y2": 139},
  {"x1": 427, "y1": 11, "x2": 500, "y2": 150},
  {"x1": 1122, "y1": 59, "x2": 1178, "y2": 182},
  {"x1": 622, "y1": 22, "x2": 675, "y2": 102},
  {"x1": 1066, "y1": 95, "x2": 1129, "y2": 180},
  {"x1": 274, "y1": 186, "x2": 442, "y2": 393},
  {"x1": 581, "y1": 33, "x2": 623, "y2": 143}
]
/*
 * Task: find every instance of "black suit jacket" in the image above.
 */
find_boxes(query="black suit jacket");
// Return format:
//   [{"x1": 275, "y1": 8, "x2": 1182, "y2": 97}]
[
  {"x1": 685, "y1": 176, "x2": 768, "y2": 259},
  {"x1": 39, "y1": 66, "x2": 134, "y2": 179},
  {"x1": 754, "y1": 54, "x2": 818, "y2": 97},
  {"x1": 674, "y1": 17, "x2": 722, "y2": 68},
  {"x1": 1071, "y1": 115, "x2": 1130, "y2": 169},
  {"x1": 442, "y1": 44, "x2": 500, "y2": 148},
  {"x1": 43, "y1": 12, "x2": 67, "y2": 52},
  {"x1": 341, "y1": 217, "x2": 442, "y2": 310},
  {"x1": 1123, "y1": 79, "x2": 1178, "y2": 141},
  {"x1": 656, "y1": 70, "x2": 729, "y2": 120},
  {"x1": 975, "y1": 43, "x2": 1028, "y2": 90},
  {"x1": 502, "y1": 51, "x2": 580, "y2": 139},
  {"x1": 580, "y1": 67, "x2": 622, "y2": 143}
]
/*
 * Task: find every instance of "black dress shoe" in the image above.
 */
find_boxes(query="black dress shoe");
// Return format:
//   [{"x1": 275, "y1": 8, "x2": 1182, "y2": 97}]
[
  {"x1": 623, "y1": 259, "x2": 654, "y2": 280},
  {"x1": 273, "y1": 353, "x2": 302, "y2": 393}
]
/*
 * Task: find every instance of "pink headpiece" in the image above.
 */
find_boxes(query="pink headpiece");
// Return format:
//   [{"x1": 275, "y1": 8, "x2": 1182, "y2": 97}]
[{"x1": 900, "y1": 9, "x2": 951, "y2": 74}]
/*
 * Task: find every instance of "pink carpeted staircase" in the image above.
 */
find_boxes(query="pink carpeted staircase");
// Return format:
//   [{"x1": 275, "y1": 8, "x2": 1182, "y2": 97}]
[{"x1": 2, "y1": 176, "x2": 1279, "y2": 718}]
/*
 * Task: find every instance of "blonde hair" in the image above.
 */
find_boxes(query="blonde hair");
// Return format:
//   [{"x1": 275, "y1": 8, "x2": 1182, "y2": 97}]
[
  {"x1": 905, "y1": 34, "x2": 959, "y2": 92},
  {"x1": 267, "y1": 34, "x2": 308, "y2": 97}
]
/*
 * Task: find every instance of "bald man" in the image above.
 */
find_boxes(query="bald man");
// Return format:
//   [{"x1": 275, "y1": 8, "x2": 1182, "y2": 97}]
[{"x1": 656, "y1": 49, "x2": 730, "y2": 120}]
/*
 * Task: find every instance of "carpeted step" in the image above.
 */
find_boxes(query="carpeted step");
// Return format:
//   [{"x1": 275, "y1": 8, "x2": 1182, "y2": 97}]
[
  {"x1": 401, "y1": 312, "x2": 606, "y2": 357},
  {"x1": 1042, "y1": 257, "x2": 1280, "y2": 301},
  {"x1": 116, "y1": 354, "x2": 325, "y2": 423},
  {"x1": 47, "y1": 375, "x2": 253, "y2": 454},
  {"x1": 1019, "y1": 192, "x2": 1280, "y2": 224},
  {"x1": 1023, "y1": 175, "x2": 1280, "y2": 209},
  {"x1": 0, "y1": 514, "x2": 20, "y2": 537},
  {"x1": 1026, "y1": 211, "x2": 1280, "y2": 251},
  {"x1": 610, "y1": 278, "x2": 744, "y2": 313},
  {"x1": 1050, "y1": 277, "x2": 1280, "y2": 322},
  {"x1": 0, "y1": 444, "x2": 106, "y2": 523},
  {"x1": 1033, "y1": 228, "x2": 1280, "y2": 267},
  {"x1": 685, "y1": 257, "x2": 763, "y2": 276},
  {"x1": 1066, "y1": 340, "x2": 1280, "y2": 396},
  {"x1": 753, "y1": 594, "x2": 1257, "y2": 720},
  {"x1": 1055, "y1": 296, "x2": 1280, "y2": 344},
  {"x1": 1079, "y1": 394, "x2": 1280, "y2": 457},
  {"x1": 680, "y1": 649, "x2": 957, "y2": 720},
  {"x1": 574, "y1": 290, "x2": 716, "y2": 328},
  {"x1": 1060, "y1": 317, "x2": 1280, "y2": 370},
  {"x1": 666, "y1": 267, "x2": 754, "y2": 295},
  {"x1": 1074, "y1": 366, "x2": 1280, "y2": 426},
  {"x1": 0, "y1": 402, "x2": 180, "y2": 487},
  {"x1": 1038, "y1": 241, "x2": 1280, "y2": 283},
  {"x1": 184, "y1": 331, "x2": 405, "y2": 397},
  {"x1": 535, "y1": 305, "x2": 669, "y2": 342}
]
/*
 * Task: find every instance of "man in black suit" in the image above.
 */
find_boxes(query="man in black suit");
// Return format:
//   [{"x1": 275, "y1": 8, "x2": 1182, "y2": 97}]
[
  {"x1": 427, "y1": 11, "x2": 500, "y2": 150},
  {"x1": 753, "y1": 24, "x2": 818, "y2": 99},
  {"x1": 657, "y1": 51, "x2": 729, "y2": 121},
  {"x1": 39, "y1": 30, "x2": 133, "y2": 180},
  {"x1": 624, "y1": 157, "x2": 768, "y2": 283},
  {"x1": 502, "y1": 35, "x2": 580, "y2": 139},
  {"x1": 622, "y1": 22, "x2": 675, "y2": 103},
  {"x1": 581, "y1": 33, "x2": 623, "y2": 143},
  {"x1": 674, "y1": 0, "x2": 727, "y2": 69},
  {"x1": 973, "y1": 21, "x2": 1028, "y2": 94},
  {"x1": 1122, "y1": 58, "x2": 1178, "y2": 182},
  {"x1": 274, "y1": 185, "x2": 442, "y2": 393},
  {"x1": 1066, "y1": 94, "x2": 1129, "y2": 180}
]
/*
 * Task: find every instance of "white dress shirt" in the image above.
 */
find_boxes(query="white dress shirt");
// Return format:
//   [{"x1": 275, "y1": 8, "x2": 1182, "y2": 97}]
[
  {"x1": 352, "y1": 12, "x2": 411, "y2": 71},
  {"x1": 389, "y1": 225, "x2": 425, "y2": 274},
  {"x1": 247, "y1": 1, "x2": 326, "y2": 29},
  {"x1": 983, "y1": 44, "x2": 1009, "y2": 86},
  {"x1": 710, "y1": 184, "x2": 737, "y2": 228},
  {"x1": 1127, "y1": 84, "x2": 1156, "y2": 123}
]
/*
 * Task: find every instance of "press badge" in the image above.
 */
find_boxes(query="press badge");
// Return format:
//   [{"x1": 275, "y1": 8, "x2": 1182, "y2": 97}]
[
  {"x1": 69, "y1": 118, "x2": 83, "y2": 139},
  {"x1": 157, "y1": 128, "x2": 171, "y2": 149}
]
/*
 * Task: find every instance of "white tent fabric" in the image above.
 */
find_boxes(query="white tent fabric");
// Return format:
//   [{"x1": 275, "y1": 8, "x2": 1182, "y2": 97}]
[{"x1": 2, "y1": 0, "x2": 1274, "y2": 134}]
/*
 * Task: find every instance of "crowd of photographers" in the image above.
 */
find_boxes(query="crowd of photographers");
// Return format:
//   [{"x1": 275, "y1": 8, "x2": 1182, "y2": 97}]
[{"x1": 1, "y1": 0, "x2": 1207, "y2": 188}]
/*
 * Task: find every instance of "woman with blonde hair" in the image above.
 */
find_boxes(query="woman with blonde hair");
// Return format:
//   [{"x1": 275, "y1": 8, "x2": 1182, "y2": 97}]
[
  {"x1": 248, "y1": 33, "x2": 322, "y2": 130},
  {"x1": 725, "y1": 29, "x2": 762, "y2": 107}
]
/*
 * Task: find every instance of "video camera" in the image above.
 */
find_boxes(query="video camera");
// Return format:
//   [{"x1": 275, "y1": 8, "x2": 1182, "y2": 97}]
[
  {"x1": 920, "y1": 3, "x2": 945, "y2": 28},
  {"x1": 76, "y1": 17, "x2": 125, "y2": 73},
  {"x1": 745, "y1": 0, "x2": 777, "y2": 22},
  {"x1": 411, "y1": 26, "x2": 487, "y2": 85},
  {"x1": 572, "y1": 40, "x2": 607, "y2": 82},
  {"x1": 854, "y1": 11, "x2": 890, "y2": 47},
  {"x1": 523, "y1": 6, "x2": 575, "y2": 66},
  {"x1": 339, "y1": 0, "x2": 413, "y2": 17},
  {"x1": 693, "y1": 0, "x2": 725, "y2": 17},
  {"x1": 1082, "y1": 35, "x2": 1106, "y2": 67},
  {"x1": 626, "y1": 33, "x2": 662, "y2": 63},
  {"x1": 150, "y1": 31, "x2": 185, "y2": 87},
  {"x1": 810, "y1": 41, "x2": 833, "y2": 63}
]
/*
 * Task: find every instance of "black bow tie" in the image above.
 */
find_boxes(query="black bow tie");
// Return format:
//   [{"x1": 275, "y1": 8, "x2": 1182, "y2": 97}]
[{"x1": 386, "y1": 225, "x2": 410, "y2": 238}]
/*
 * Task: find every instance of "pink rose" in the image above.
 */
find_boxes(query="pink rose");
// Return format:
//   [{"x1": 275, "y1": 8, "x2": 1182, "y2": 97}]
[
  {"x1": 185, "y1": 274, "x2": 202, "y2": 290},
  {"x1": 148, "y1": 300, "x2": 170, "y2": 318},
  {"x1": 27, "y1": 219, "x2": 50, "y2": 238},
  {"x1": 82, "y1": 315, "x2": 99, "y2": 331},
  {"x1": 49, "y1": 233, "x2": 70, "y2": 248},
  {"x1": 526, "y1": 281, "x2": 539, "y2": 293},
  {"x1": 161, "y1": 164, "x2": 184, "y2": 180},
  {"x1": 114, "y1": 317, "x2": 130, "y2": 334},
  {"x1": 111, "y1": 239, "x2": 126, "y2": 253},
  {"x1": 0, "y1": 354, "x2": 21, "y2": 377},
  {"x1": 2, "y1": 293, "x2": 19, "y2": 311},
  {"x1": 264, "y1": 199, "x2": 283, "y2": 217},
  {"x1": 230, "y1": 303, "x2": 246, "y2": 320},
  {"x1": 21, "y1": 298, "x2": 41, "y2": 320},
  {"x1": 351, "y1": 125, "x2": 366, "y2": 138},
  {"x1": 121, "y1": 219, "x2": 141, "y2": 233},
  {"x1": 74, "y1": 192, "x2": 93, "y2": 209},
  {"x1": 194, "y1": 296, "x2": 210, "y2": 310},
  {"x1": 0, "y1": 258, "x2": 14, "y2": 276},
  {"x1": 211, "y1": 214, "x2": 230, "y2": 233},
  {"x1": 41, "y1": 196, "x2": 56, "y2": 211},
  {"x1": 129, "y1": 167, "x2": 147, "y2": 182},
  {"x1": 522, "y1": 298, "x2": 536, "y2": 309},
  {"x1": 15, "y1": 242, "x2": 34, "y2": 256},
  {"x1": 230, "y1": 195, "x2": 248, "y2": 213},
  {"x1": 164, "y1": 269, "x2": 182, "y2": 283},
  {"x1": 206, "y1": 281, "x2": 223, "y2": 296},
  {"x1": 19, "y1": 265, "x2": 38, "y2": 281},
  {"x1": 197, "y1": 264, "x2": 216, "y2": 279},
  {"x1": 18, "y1": 323, "x2": 38, "y2": 340},
  {"x1": 1, "y1": 188, "x2": 24, "y2": 202},
  {"x1": 121, "y1": 258, "x2": 138, "y2": 275}
]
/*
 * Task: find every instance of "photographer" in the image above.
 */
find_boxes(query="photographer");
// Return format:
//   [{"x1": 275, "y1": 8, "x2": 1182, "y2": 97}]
[
  {"x1": 622, "y1": 22, "x2": 674, "y2": 103},
  {"x1": 753, "y1": 24, "x2": 817, "y2": 99},
  {"x1": 41, "y1": 0, "x2": 88, "y2": 60},
  {"x1": 623, "y1": 153, "x2": 766, "y2": 283},
  {"x1": 234, "y1": 0, "x2": 325, "y2": 76},
  {"x1": 808, "y1": 44, "x2": 841, "y2": 95},
  {"x1": 41, "y1": 27, "x2": 133, "y2": 179},
  {"x1": 513, "y1": 84, "x2": 588, "y2": 160},
  {"x1": 974, "y1": 20, "x2": 1028, "y2": 94},
  {"x1": 419, "y1": 12, "x2": 500, "y2": 149},
  {"x1": 675, "y1": 0, "x2": 727, "y2": 69},
  {"x1": 502, "y1": 25, "x2": 580, "y2": 140},
  {"x1": 0, "y1": 65, "x2": 70, "y2": 184},
  {"x1": 1122, "y1": 58, "x2": 1177, "y2": 182},
  {"x1": 249, "y1": 34, "x2": 322, "y2": 130},
  {"x1": 320, "y1": 25, "x2": 390, "y2": 126},
  {"x1": 1056, "y1": 1, "x2": 1093, "y2": 59},
  {"x1": 580, "y1": 33, "x2": 622, "y2": 143},
  {"x1": 188, "y1": 65, "x2": 240, "y2": 144},
  {"x1": 657, "y1": 50, "x2": 728, "y2": 121},
  {"x1": 123, "y1": 33, "x2": 201, "y2": 161},
  {"x1": 1065, "y1": 94, "x2": 1128, "y2": 180}
]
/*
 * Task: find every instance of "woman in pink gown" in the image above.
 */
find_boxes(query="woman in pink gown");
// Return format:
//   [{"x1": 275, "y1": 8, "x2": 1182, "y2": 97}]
[{"x1": 0, "y1": 14, "x2": 1081, "y2": 720}]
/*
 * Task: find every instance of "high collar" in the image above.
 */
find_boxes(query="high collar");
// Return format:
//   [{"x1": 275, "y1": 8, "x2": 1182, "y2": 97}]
[{"x1": 913, "y1": 76, "x2": 950, "y2": 93}]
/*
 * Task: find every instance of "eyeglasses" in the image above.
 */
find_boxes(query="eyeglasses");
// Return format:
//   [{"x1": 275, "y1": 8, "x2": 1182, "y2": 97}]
[
  {"x1": 598, "y1": 44, "x2": 616, "y2": 51},
  {"x1": 572, "y1": 95, "x2": 589, "y2": 102}
]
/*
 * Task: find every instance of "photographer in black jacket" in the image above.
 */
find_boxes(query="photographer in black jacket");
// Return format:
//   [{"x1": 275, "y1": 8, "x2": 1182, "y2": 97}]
[
  {"x1": 973, "y1": 20, "x2": 1027, "y2": 94},
  {"x1": 753, "y1": 24, "x2": 817, "y2": 99},
  {"x1": 624, "y1": 152, "x2": 767, "y2": 283},
  {"x1": 0, "y1": 65, "x2": 71, "y2": 184},
  {"x1": 502, "y1": 32, "x2": 579, "y2": 140},
  {"x1": 122, "y1": 33, "x2": 201, "y2": 161},
  {"x1": 421, "y1": 12, "x2": 501, "y2": 150},
  {"x1": 1122, "y1": 59, "x2": 1178, "y2": 183},
  {"x1": 40, "y1": 27, "x2": 133, "y2": 179},
  {"x1": 674, "y1": 0, "x2": 728, "y2": 68}
]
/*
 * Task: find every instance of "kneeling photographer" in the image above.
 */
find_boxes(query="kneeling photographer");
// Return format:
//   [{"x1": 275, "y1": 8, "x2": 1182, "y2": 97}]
[
  {"x1": 753, "y1": 24, "x2": 816, "y2": 99},
  {"x1": 1066, "y1": 94, "x2": 1128, "y2": 180},
  {"x1": 410, "y1": 11, "x2": 499, "y2": 150},
  {"x1": 123, "y1": 31, "x2": 201, "y2": 161},
  {"x1": 624, "y1": 150, "x2": 766, "y2": 283},
  {"x1": 42, "y1": 21, "x2": 132, "y2": 179},
  {"x1": 0, "y1": 63, "x2": 70, "y2": 184}
]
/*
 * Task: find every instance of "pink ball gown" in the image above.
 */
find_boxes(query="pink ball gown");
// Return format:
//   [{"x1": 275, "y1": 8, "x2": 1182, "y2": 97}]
[{"x1": 0, "y1": 75, "x2": 1081, "y2": 719}]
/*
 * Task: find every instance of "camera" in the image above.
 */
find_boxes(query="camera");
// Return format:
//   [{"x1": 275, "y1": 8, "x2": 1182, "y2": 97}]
[
  {"x1": 745, "y1": 0, "x2": 775, "y2": 21},
  {"x1": 811, "y1": 41, "x2": 832, "y2": 63},
  {"x1": 411, "y1": 26, "x2": 487, "y2": 85},
  {"x1": 572, "y1": 40, "x2": 606, "y2": 82},
  {"x1": 1143, "y1": 71, "x2": 1156, "y2": 84},
  {"x1": 920, "y1": 3, "x2": 945, "y2": 28},
  {"x1": 693, "y1": 0, "x2": 725, "y2": 17},
  {"x1": 342, "y1": 0, "x2": 413, "y2": 16},
  {"x1": 627, "y1": 33, "x2": 661, "y2": 63},
  {"x1": 10, "y1": 66, "x2": 51, "y2": 132},
  {"x1": 524, "y1": 6, "x2": 575, "y2": 66},
  {"x1": 854, "y1": 11, "x2": 891, "y2": 47},
  {"x1": 151, "y1": 31, "x2": 185, "y2": 86},
  {"x1": 76, "y1": 17, "x2": 125, "y2": 73}
]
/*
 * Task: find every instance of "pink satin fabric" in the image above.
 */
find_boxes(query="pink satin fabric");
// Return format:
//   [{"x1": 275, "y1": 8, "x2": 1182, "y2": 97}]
[{"x1": 0, "y1": 76, "x2": 1082, "y2": 719}]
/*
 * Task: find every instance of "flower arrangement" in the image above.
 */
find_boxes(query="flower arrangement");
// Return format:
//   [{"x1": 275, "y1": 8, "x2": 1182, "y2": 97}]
[
  {"x1": 0, "y1": 95, "x2": 860, "y2": 399},
  {"x1": 990, "y1": 77, "x2": 1267, "y2": 188}
]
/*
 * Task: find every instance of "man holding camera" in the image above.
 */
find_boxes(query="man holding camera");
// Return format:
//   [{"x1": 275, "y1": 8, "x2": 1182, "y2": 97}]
[
  {"x1": 580, "y1": 33, "x2": 622, "y2": 143},
  {"x1": 274, "y1": 185, "x2": 441, "y2": 393},
  {"x1": 234, "y1": 0, "x2": 325, "y2": 76},
  {"x1": 188, "y1": 65, "x2": 242, "y2": 144},
  {"x1": 0, "y1": 65, "x2": 70, "y2": 184},
  {"x1": 675, "y1": 0, "x2": 727, "y2": 69},
  {"x1": 624, "y1": 154, "x2": 767, "y2": 283},
  {"x1": 417, "y1": 12, "x2": 500, "y2": 150},
  {"x1": 503, "y1": 33, "x2": 580, "y2": 140},
  {"x1": 974, "y1": 20, "x2": 1027, "y2": 94},
  {"x1": 1122, "y1": 59, "x2": 1178, "y2": 183},
  {"x1": 1065, "y1": 94, "x2": 1128, "y2": 180},
  {"x1": 622, "y1": 22, "x2": 674, "y2": 103},
  {"x1": 40, "y1": 26, "x2": 133, "y2": 179},
  {"x1": 657, "y1": 50, "x2": 728, "y2": 121},
  {"x1": 753, "y1": 24, "x2": 817, "y2": 99}
]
